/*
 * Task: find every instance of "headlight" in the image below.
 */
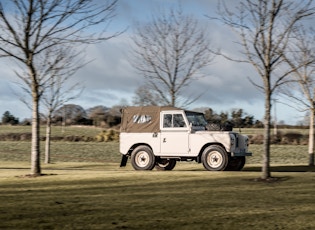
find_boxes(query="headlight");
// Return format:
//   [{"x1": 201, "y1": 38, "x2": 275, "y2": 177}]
[{"x1": 230, "y1": 135, "x2": 235, "y2": 146}]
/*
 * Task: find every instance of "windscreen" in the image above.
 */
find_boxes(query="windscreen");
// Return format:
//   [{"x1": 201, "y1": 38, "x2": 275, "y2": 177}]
[{"x1": 185, "y1": 111, "x2": 208, "y2": 127}]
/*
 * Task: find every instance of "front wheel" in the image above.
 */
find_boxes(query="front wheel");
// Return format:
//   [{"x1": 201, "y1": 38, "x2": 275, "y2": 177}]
[
  {"x1": 155, "y1": 159, "x2": 177, "y2": 171},
  {"x1": 201, "y1": 145, "x2": 228, "y2": 171},
  {"x1": 130, "y1": 146, "x2": 156, "y2": 170}
]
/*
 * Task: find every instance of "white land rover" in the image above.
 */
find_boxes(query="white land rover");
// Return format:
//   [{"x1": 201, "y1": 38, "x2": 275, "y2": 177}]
[{"x1": 119, "y1": 106, "x2": 252, "y2": 171}]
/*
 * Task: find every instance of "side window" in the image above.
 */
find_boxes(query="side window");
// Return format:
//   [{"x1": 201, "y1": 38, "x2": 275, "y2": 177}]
[
  {"x1": 133, "y1": 114, "x2": 152, "y2": 124},
  {"x1": 163, "y1": 114, "x2": 186, "y2": 128},
  {"x1": 173, "y1": 114, "x2": 186, "y2": 127},
  {"x1": 163, "y1": 114, "x2": 172, "y2": 128}
]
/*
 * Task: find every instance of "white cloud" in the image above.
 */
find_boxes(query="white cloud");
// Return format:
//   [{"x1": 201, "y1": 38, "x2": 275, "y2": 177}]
[{"x1": 0, "y1": 0, "x2": 305, "y2": 124}]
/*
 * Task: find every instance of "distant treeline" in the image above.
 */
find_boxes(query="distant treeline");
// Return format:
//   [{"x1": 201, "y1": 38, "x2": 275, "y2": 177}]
[{"x1": 0, "y1": 105, "x2": 303, "y2": 129}]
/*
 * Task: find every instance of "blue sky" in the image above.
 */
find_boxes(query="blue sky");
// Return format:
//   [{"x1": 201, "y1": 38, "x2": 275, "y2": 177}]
[{"x1": 0, "y1": 0, "x2": 307, "y2": 125}]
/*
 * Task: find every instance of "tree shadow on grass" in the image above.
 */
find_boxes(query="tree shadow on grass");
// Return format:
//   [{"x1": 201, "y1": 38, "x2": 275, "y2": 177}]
[
  {"x1": 244, "y1": 165, "x2": 315, "y2": 172},
  {"x1": 0, "y1": 167, "x2": 29, "y2": 170}
]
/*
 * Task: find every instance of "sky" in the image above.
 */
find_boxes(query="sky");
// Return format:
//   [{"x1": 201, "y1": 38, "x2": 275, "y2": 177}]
[{"x1": 0, "y1": 0, "x2": 308, "y2": 125}]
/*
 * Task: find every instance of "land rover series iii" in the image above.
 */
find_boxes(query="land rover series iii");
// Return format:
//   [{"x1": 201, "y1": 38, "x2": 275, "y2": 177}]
[{"x1": 119, "y1": 106, "x2": 251, "y2": 171}]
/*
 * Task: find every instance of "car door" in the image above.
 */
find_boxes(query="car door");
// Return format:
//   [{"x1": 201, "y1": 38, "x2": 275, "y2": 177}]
[{"x1": 160, "y1": 112, "x2": 189, "y2": 156}]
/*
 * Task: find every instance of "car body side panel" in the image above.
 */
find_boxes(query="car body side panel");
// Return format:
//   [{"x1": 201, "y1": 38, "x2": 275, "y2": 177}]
[
  {"x1": 119, "y1": 132, "x2": 161, "y2": 155},
  {"x1": 160, "y1": 130, "x2": 189, "y2": 155},
  {"x1": 189, "y1": 131, "x2": 232, "y2": 155}
]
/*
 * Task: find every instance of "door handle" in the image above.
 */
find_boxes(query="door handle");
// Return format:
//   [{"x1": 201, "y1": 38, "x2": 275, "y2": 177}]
[{"x1": 163, "y1": 138, "x2": 166, "y2": 143}]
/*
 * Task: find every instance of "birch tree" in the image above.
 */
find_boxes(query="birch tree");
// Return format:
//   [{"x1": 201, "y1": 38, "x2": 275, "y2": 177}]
[
  {"x1": 282, "y1": 28, "x2": 315, "y2": 166},
  {"x1": 42, "y1": 46, "x2": 84, "y2": 164},
  {"x1": 217, "y1": 0, "x2": 315, "y2": 179},
  {"x1": 131, "y1": 6, "x2": 215, "y2": 107},
  {"x1": 17, "y1": 44, "x2": 83, "y2": 164},
  {"x1": 0, "y1": 0, "x2": 119, "y2": 175}
]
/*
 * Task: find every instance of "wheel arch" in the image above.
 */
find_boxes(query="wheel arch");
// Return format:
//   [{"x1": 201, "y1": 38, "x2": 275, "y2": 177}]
[
  {"x1": 197, "y1": 142, "x2": 228, "y2": 163},
  {"x1": 127, "y1": 143, "x2": 153, "y2": 156}
]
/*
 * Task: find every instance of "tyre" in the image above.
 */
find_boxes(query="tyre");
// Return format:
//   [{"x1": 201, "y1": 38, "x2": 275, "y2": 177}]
[
  {"x1": 226, "y1": 156, "x2": 246, "y2": 171},
  {"x1": 201, "y1": 145, "x2": 228, "y2": 171},
  {"x1": 130, "y1": 146, "x2": 156, "y2": 170},
  {"x1": 155, "y1": 159, "x2": 177, "y2": 171}
]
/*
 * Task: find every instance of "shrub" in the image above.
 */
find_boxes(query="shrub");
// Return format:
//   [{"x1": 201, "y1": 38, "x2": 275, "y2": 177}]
[
  {"x1": 282, "y1": 132, "x2": 303, "y2": 145},
  {"x1": 249, "y1": 131, "x2": 308, "y2": 145},
  {"x1": 20, "y1": 133, "x2": 32, "y2": 141},
  {"x1": 0, "y1": 133, "x2": 31, "y2": 141},
  {"x1": 95, "y1": 129, "x2": 119, "y2": 142},
  {"x1": 249, "y1": 134, "x2": 264, "y2": 144}
]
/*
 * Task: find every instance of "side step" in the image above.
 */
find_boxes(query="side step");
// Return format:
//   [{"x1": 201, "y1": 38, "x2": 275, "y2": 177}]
[{"x1": 120, "y1": 155, "x2": 128, "y2": 167}]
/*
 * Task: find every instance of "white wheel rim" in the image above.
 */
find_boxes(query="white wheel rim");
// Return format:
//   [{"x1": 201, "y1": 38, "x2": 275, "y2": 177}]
[
  {"x1": 207, "y1": 151, "x2": 223, "y2": 168},
  {"x1": 157, "y1": 162, "x2": 169, "y2": 167},
  {"x1": 157, "y1": 159, "x2": 169, "y2": 167},
  {"x1": 135, "y1": 151, "x2": 150, "y2": 167}
]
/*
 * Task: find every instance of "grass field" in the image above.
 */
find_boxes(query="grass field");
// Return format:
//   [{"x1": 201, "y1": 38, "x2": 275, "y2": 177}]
[
  {"x1": 0, "y1": 126, "x2": 314, "y2": 229},
  {"x1": 1, "y1": 161, "x2": 315, "y2": 230},
  {"x1": 0, "y1": 125, "x2": 103, "y2": 136},
  {"x1": 0, "y1": 141, "x2": 310, "y2": 166},
  {"x1": 0, "y1": 125, "x2": 309, "y2": 136}
]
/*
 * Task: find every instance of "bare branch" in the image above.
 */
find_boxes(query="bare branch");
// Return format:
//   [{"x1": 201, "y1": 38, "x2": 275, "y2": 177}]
[
  {"x1": 214, "y1": 0, "x2": 315, "y2": 178},
  {"x1": 131, "y1": 5, "x2": 215, "y2": 107},
  {"x1": 0, "y1": 0, "x2": 120, "y2": 175}
]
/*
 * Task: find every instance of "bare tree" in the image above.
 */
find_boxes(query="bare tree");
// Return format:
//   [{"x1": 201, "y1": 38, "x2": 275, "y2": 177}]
[
  {"x1": 87, "y1": 105, "x2": 109, "y2": 127},
  {"x1": 216, "y1": 0, "x2": 315, "y2": 179},
  {"x1": 42, "y1": 46, "x2": 84, "y2": 164},
  {"x1": 132, "y1": 85, "x2": 163, "y2": 106},
  {"x1": 54, "y1": 104, "x2": 87, "y2": 125},
  {"x1": 0, "y1": 0, "x2": 120, "y2": 175},
  {"x1": 282, "y1": 27, "x2": 315, "y2": 166},
  {"x1": 17, "y1": 45, "x2": 84, "y2": 164},
  {"x1": 131, "y1": 6, "x2": 215, "y2": 107}
]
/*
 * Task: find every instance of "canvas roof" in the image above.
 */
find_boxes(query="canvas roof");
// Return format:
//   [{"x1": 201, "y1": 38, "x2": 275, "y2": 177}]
[{"x1": 120, "y1": 106, "x2": 181, "y2": 133}]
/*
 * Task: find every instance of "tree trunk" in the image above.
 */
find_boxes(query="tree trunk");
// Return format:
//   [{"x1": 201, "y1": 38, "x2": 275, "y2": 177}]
[
  {"x1": 308, "y1": 107, "x2": 315, "y2": 166},
  {"x1": 171, "y1": 88, "x2": 176, "y2": 107},
  {"x1": 31, "y1": 94, "x2": 41, "y2": 175},
  {"x1": 45, "y1": 114, "x2": 52, "y2": 164},
  {"x1": 262, "y1": 92, "x2": 271, "y2": 179}
]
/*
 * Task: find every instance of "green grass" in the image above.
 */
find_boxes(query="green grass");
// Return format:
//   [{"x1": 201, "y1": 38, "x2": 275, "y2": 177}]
[
  {"x1": 0, "y1": 141, "x2": 120, "y2": 162},
  {"x1": 0, "y1": 126, "x2": 314, "y2": 229},
  {"x1": 240, "y1": 128, "x2": 309, "y2": 136},
  {"x1": 0, "y1": 141, "x2": 310, "y2": 166},
  {"x1": 247, "y1": 144, "x2": 310, "y2": 165},
  {"x1": 0, "y1": 125, "x2": 309, "y2": 137},
  {"x1": 0, "y1": 162, "x2": 315, "y2": 230},
  {"x1": 0, "y1": 125, "x2": 103, "y2": 137}
]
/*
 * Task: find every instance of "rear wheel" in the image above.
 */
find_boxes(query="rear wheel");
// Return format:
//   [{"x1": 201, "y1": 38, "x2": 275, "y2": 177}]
[
  {"x1": 155, "y1": 159, "x2": 177, "y2": 170},
  {"x1": 131, "y1": 146, "x2": 156, "y2": 170},
  {"x1": 226, "y1": 156, "x2": 246, "y2": 171},
  {"x1": 202, "y1": 145, "x2": 228, "y2": 171}
]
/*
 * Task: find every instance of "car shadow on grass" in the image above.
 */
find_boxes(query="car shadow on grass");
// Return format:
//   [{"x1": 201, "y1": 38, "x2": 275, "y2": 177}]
[{"x1": 244, "y1": 165, "x2": 315, "y2": 172}]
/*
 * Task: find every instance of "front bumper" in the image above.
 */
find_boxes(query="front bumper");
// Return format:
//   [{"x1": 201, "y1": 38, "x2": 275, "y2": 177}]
[{"x1": 232, "y1": 151, "x2": 252, "y2": 157}]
